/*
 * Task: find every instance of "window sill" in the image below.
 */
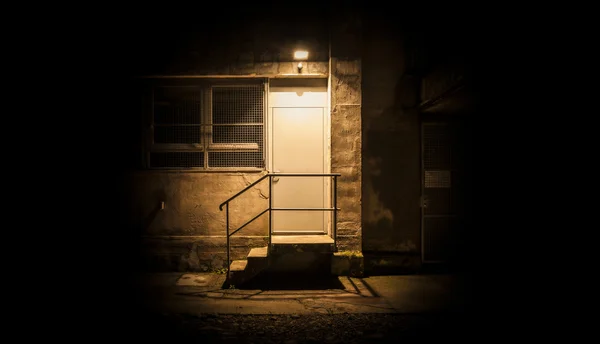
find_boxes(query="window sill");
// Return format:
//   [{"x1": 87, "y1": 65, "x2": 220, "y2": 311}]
[{"x1": 208, "y1": 143, "x2": 259, "y2": 150}]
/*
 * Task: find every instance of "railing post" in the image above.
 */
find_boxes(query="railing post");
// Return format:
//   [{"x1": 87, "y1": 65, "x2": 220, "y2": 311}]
[
  {"x1": 268, "y1": 175, "x2": 272, "y2": 253},
  {"x1": 226, "y1": 203, "x2": 230, "y2": 285},
  {"x1": 333, "y1": 175, "x2": 338, "y2": 252}
]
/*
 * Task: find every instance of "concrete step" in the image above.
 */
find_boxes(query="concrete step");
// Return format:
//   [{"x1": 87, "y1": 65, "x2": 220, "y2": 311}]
[
  {"x1": 271, "y1": 235, "x2": 334, "y2": 254},
  {"x1": 228, "y1": 260, "x2": 248, "y2": 287},
  {"x1": 271, "y1": 235, "x2": 334, "y2": 245},
  {"x1": 247, "y1": 246, "x2": 268, "y2": 259},
  {"x1": 230, "y1": 259, "x2": 247, "y2": 272},
  {"x1": 247, "y1": 247, "x2": 269, "y2": 270},
  {"x1": 228, "y1": 247, "x2": 269, "y2": 287}
]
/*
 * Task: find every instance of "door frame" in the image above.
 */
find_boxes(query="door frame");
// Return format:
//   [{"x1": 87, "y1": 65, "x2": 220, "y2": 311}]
[
  {"x1": 267, "y1": 78, "x2": 331, "y2": 236},
  {"x1": 421, "y1": 118, "x2": 468, "y2": 264}
]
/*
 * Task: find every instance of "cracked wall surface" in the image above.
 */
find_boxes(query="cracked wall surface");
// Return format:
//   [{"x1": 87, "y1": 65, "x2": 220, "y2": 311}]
[
  {"x1": 129, "y1": 171, "x2": 272, "y2": 271},
  {"x1": 330, "y1": 10, "x2": 362, "y2": 253}
]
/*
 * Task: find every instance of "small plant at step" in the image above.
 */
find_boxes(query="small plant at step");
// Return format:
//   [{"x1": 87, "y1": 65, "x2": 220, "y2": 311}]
[
  {"x1": 337, "y1": 250, "x2": 363, "y2": 258},
  {"x1": 229, "y1": 284, "x2": 236, "y2": 289},
  {"x1": 213, "y1": 268, "x2": 227, "y2": 274}
]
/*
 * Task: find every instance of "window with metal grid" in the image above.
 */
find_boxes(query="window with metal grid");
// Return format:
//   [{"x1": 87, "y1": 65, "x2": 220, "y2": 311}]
[
  {"x1": 153, "y1": 86, "x2": 202, "y2": 144},
  {"x1": 150, "y1": 152, "x2": 204, "y2": 168},
  {"x1": 209, "y1": 85, "x2": 264, "y2": 168},
  {"x1": 146, "y1": 82, "x2": 265, "y2": 170}
]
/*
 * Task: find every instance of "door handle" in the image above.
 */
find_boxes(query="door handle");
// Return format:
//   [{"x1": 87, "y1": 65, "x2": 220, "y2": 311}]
[{"x1": 273, "y1": 169, "x2": 281, "y2": 182}]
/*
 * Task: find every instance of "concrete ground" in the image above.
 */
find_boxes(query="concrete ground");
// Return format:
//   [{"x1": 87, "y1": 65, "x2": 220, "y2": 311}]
[
  {"x1": 55, "y1": 271, "x2": 473, "y2": 342},
  {"x1": 128, "y1": 271, "x2": 471, "y2": 316}
]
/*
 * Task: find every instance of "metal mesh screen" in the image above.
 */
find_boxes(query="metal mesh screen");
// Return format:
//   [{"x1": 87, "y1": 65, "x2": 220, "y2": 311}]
[
  {"x1": 154, "y1": 126, "x2": 201, "y2": 144},
  {"x1": 212, "y1": 86, "x2": 263, "y2": 124},
  {"x1": 209, "y1": 152, "x2": 264, "y2": 168},
  {"x1": 423, "y1": 124, "x2": 451, "y2": 170},
  {"x1": 153, "y1": 86, "x2": 202, "y2": 144},
  {"x1": 212, "y1": 125, "x2": 262, "y2": 144},
  {"x1": 424, "y1": 170, "x2": 451, "y2": 188},
  {"x1": 423, "y1": 217, "x2": 452, "y2": 262},
  {"x1": 150, "y1": 152, "x2": 204, "y2": 168},
  {"x1": 424, "y1": 188, "x2": 451, "y2": 215},
  {"x1": 209, "y1": 85, "x2": 264, "y2": 168}
]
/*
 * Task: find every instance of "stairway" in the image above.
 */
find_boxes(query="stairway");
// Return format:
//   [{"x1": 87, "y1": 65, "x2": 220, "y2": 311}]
[
  {"x1": 228, "y1": 235, "x2": 335, "y2": 286},
  {"x1": 229, "y1": 246, "x2": 269, "y2": 287}
]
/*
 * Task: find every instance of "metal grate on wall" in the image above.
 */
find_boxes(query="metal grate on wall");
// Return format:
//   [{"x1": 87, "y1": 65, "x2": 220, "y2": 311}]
[
  {"x1": 208, "y1": 152, "x2": 263, "y2": 168},
  {"x1": 153, "y1": 86, "x2": 202, "y2": 144},
  {"x1": 423, "y1": 217, "x2": 452, "y2": 262},
  {"x1": 422, "y1": 121, "x2": 465, "y2": 263},
  {"x1": 209, "y1": 85, "x2": 264, "y2": 168},
  {"x1": 423, "y1": 123, "x2": 451, "y2": 170},
  {"x1": 424, "y1": 170, "x2": 451, "y2": 188}
]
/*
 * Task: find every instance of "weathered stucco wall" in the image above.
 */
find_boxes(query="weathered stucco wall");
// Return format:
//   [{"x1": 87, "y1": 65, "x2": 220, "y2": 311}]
[
  {"x1": 132, "y1": 172, "x2": 270, "y2": 236},
  {"x1": 128, "y1": 171, "x2": 271, "y2": 271},
  {"x1": 361, "y1": 16, "x2": 422, "y2": 270},
  {"x1": 330, "y1": 11, "x2": 362, "y2": 252}
]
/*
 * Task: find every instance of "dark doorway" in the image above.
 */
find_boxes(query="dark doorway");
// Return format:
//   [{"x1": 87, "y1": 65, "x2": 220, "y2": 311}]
[{"x1": 421, "y1": 118, "x2": 471, "y2": 269}]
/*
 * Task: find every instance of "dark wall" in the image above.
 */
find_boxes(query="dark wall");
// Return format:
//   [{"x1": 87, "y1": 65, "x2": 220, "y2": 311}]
[
  {"x1": 118, "y1": 11, "x2": 330, "y2": 77},
  {"x1": 360, "y1": 8, "x2": 478, "y2": 271},
  {"x1": 361, "y1": 14, "x2": 422, "y2": 258}
]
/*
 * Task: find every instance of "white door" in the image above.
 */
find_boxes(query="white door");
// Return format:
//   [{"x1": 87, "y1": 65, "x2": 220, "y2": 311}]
[{"x1": 271, "y1": 107, "x2": 326, "y2": 233}]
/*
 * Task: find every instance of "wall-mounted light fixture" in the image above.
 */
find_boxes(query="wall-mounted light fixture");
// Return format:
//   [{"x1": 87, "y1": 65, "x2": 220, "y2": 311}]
[{"x1": 293, "y1": 50, "x2": 309, "y2": 73}]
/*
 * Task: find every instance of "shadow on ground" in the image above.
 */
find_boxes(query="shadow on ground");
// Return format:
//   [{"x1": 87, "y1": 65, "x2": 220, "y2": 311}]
[{"x1": 225, "y1": 271, "x2": 346, "y2": 290}]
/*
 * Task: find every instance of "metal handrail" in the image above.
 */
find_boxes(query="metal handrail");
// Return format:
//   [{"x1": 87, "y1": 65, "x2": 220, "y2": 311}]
[
  {"x1": 229, "y1": 208, "x2": 270, "y2": 237},
  {"x1": 219, "y1": 173, "x2": 341, "y2": 284},
  {"x1": 271, "y1": 207, "x2": 339, "y2": 211},
  {"x1": 218, "y1": 173, "x2": 342, "y2": 210},
  {"x1": 219, "y1": 173, "x2": 271, "y2": 211}
]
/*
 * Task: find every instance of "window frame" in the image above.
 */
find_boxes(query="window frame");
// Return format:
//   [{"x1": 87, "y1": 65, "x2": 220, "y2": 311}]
[{"x1": 143, "y1": 78, "x2": 267, "y2": 171}]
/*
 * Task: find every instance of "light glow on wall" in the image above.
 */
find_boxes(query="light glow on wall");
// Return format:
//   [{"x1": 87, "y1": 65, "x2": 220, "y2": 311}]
[{"x1": 293, "y1": 51, "x2": 309, "y2": 60}]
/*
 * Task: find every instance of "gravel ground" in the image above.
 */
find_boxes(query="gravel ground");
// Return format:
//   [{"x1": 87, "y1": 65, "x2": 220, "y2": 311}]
[{"x1": 130, "y1": 311, "x2": 470, "y2": 342}]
